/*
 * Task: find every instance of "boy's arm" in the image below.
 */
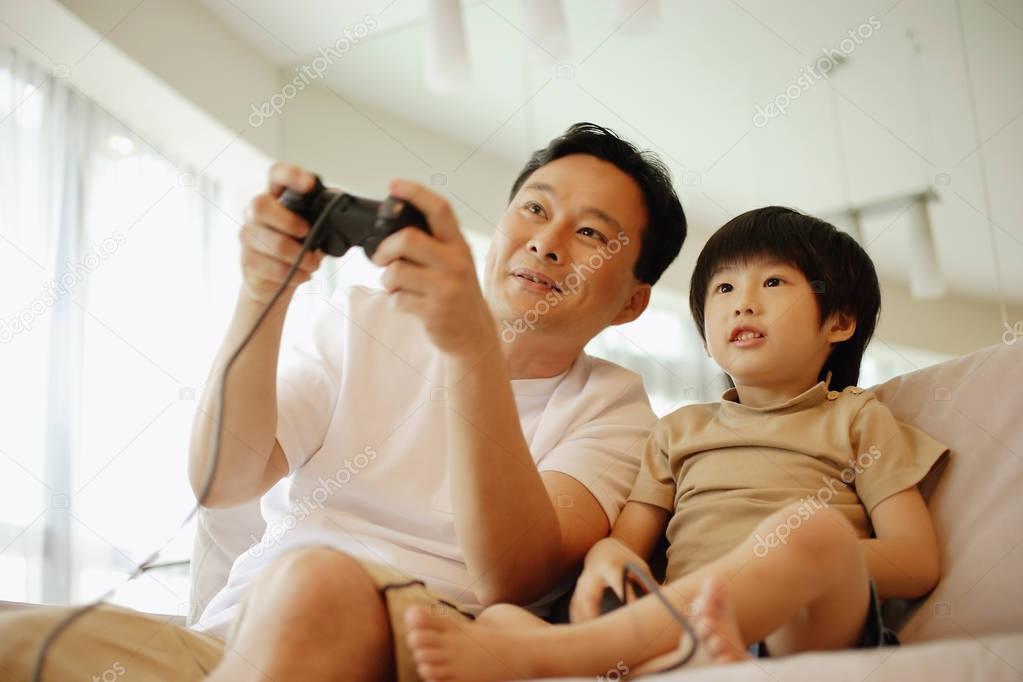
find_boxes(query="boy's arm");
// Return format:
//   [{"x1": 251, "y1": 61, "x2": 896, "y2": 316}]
[
  {"x1": 568, "y1": 501, "x2": 669, "y2": 622},
  {"x1": 861, "y1": 487, "x2": 940, "y2": 600},
  {"x1": 611, "y1": 500, "x2": 671, "y2": 560}
]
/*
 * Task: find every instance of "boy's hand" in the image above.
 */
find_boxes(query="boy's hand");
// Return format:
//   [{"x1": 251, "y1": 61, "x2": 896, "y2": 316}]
[{"x1": 569, "y1": 538, "x2": 649, "y2": 623}]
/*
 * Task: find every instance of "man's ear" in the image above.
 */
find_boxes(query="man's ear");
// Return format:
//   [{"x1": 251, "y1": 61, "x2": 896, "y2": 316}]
[
  {"x1": 825, "y1": 311, "x2": 857, "y2": 344},
  {"x1": 610, "y1": 282, "x2": 651, "y2": 326}
]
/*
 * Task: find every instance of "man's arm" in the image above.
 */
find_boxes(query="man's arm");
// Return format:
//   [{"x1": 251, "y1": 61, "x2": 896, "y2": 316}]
[
  {"x1": 188, "y1": 163, "x2": 324, "y2": 508},
  {"x1": 445, "y1": 350, "x2": 609, "y2": 605},
  {"x1": 371, "y1": 180, "x2": 615, "y2": 605},
  {"x1": 188, "y1": 293, "x2": 291, "y2": 508},
  {"x1": 860, "y1": 486, "x2": 941, "y2": 599}
]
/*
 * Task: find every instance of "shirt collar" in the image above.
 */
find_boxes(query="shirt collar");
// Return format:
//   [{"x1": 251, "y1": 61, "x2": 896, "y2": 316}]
[
  {"x1": 510, "y1": 362, "x2": 574, "y2": 397},
  {"x1": 719, "y1": 373, "x2": 832, "y2": 416}
]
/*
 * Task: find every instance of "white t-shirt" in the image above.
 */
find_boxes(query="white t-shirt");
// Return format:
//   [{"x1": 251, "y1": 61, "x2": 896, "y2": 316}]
[{"x1": 195, "y1": 286, "x2": 655, "y2": 637}]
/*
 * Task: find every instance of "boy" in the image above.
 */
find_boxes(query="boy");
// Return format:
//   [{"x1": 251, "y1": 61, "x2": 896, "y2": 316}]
[{"x1": 403, "y1": 206, "x2": 948, "y2": 680}]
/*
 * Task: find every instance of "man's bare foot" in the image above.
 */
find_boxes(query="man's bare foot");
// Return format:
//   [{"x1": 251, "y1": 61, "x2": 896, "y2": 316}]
[
  {"x1": 691, "y1": 576, "x2": 751, "y2": 664},
  {"x1": 405, "y1": 606, "x2": 538, "y2": 682}
]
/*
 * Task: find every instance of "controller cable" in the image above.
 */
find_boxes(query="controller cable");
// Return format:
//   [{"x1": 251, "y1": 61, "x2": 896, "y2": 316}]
[{"x1": 30, "y1": 193, "x2": 343, "y2": 681}]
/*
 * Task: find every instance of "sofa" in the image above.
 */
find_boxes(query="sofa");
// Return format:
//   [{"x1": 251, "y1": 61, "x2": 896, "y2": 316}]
[{"x1": 146, "y1": 339, "x2": 1023, "y2": 680}]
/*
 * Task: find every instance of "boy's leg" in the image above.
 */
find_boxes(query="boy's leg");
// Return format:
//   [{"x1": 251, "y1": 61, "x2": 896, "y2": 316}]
[
  {"x1": 404, "y1": 503, "x2": 870, "y2": 681},
  {"x1": 475, "y1": 603, "x2": 552, "y2": 629},
  {"x1": 0, "y1": 603, "x2": 223, "y2": 681}
]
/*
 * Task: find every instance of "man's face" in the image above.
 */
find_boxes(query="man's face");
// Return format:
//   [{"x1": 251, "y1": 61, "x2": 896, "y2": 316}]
[
  {"x1": 703, "y1": 258, "x2": 848, "y2": 389},
  {"x1": 483, "y1": 154, "x2": 651, "y2": 344}
]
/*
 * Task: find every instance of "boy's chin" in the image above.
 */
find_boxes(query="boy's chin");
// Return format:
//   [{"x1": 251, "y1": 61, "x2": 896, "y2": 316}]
[{"x1": 721, "y1": 363, "x2": 775, "y2": 387}]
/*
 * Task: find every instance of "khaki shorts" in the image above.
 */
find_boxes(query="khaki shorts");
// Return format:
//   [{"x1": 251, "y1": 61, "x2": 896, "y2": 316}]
[
  {"x1": 335, "y1": 559, "x2": 477, "y2": 681},
  {"x1": 0, "y1": 557, "x2": 473, "y2": 682}
]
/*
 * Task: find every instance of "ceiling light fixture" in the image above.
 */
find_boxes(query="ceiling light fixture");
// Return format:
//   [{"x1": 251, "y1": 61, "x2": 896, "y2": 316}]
[{"x1": 425, "y1": 0, "x2": 471, "y2": 93}]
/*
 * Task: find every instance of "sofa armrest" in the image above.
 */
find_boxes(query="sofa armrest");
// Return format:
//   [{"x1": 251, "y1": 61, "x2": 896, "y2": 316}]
[{"x1": 0, "y1": 600, "x2": 187, "y2": 627}]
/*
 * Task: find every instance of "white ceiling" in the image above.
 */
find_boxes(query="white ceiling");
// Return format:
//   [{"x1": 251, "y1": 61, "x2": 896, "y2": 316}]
[{"x1": 199, "y1": 0, "x2": 1023, "y2": 304}]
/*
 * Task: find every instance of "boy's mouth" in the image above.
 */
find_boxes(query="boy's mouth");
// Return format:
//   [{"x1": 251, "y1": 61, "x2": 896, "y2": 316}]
[{"x1": 729, "y1": 325, "x2": 766, "y2": 345}]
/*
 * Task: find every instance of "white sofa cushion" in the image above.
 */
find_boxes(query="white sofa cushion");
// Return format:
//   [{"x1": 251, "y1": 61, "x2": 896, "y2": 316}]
[
  {"x1": 869, "y1": 341, "x2": 1023, "y2": 646},
  {"x1": 188, "y1": 499, "x2": 264, "y2": 625},
  {"x1": 538, "y1": 632, "x2": 1023, "y2": 682}
]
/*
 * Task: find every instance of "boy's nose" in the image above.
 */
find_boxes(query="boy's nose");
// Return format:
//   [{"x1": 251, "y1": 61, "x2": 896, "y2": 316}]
[{"x1": 733, "y1": 300, "x2": 758, "y2": 316}]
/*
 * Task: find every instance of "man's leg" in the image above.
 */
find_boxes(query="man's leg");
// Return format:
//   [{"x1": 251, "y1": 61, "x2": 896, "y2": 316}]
[
  {"x1": 207, "y1": 547, "x2": 395, "y2": 682},
  {"x1": 404, "y1": 503, "x2": 870, "y2": 681}
]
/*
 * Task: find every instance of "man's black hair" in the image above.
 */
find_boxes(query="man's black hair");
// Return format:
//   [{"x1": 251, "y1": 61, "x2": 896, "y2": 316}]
[
  {"x1": 688, "y1": 206, "x2": 881, "y2": 391},
  {"x1": 509, "y1": 122, "x2": 686, "y2": 286}
]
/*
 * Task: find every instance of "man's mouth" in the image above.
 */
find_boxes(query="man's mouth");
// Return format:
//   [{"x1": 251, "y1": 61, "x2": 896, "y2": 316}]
[{"x1": 511, "y1": 268, "x2": 562, "y2": 293}]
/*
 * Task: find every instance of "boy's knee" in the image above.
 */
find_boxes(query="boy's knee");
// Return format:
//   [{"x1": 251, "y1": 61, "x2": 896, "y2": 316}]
[
  {"x1": 791, "y1": 507, "x2": 859, "y2": 561},
  {"x1": 757, "y1": 503, "x2": 859, "y2": 562}
]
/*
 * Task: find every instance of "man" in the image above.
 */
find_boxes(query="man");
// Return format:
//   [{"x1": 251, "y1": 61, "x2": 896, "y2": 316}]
[{"x1": 0, "y1": 123, "x2": 686, "y2": 681}]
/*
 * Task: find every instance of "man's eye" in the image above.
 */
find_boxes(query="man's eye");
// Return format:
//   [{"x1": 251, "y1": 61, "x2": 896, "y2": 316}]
[
  {"x1": 525, "y1": 201, "x2": 545, "y2": 216},
  {"x1": 715, "y1": 283, "x2": 733, "y2": 294},
  {"x1": 764, "y1": 277, "x2": 782, "y2": 287},
  {"x1": 578, "y1": 227, "x2": 608, "y2": 243}
]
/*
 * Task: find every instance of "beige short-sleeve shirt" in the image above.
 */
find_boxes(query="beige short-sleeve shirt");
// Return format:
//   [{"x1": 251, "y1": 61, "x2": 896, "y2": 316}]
[{"x1": 628, "y1": 381, "x2": 948, "y2": 583}]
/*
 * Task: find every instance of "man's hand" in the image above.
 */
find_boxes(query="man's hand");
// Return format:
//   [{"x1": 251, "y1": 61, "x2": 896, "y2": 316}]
[
  {"x1": 371, "y1": 179, "x2": 495, "y2": 356},
  {"x1": 240, "y1": 163, "x2": 326, "y2": 305}
]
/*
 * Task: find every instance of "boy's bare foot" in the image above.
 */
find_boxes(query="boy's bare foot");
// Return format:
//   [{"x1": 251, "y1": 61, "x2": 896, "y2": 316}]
[
  {"x1": 405, "y1": 606, "x2": 537, "y2": 682},
  {"x1": 692, "y1": 576, "x2": 751, "y2": 664},
  {"x1": 404, "y1": 579, "x2": 751, "y2": 682}
]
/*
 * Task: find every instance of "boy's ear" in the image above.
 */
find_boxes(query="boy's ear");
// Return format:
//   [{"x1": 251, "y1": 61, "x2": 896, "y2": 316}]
[{"x1": 825, "y1": 311, "x2": 857, "y2": 344}]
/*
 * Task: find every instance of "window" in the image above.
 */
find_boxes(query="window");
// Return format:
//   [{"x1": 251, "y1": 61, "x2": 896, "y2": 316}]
[{"x1": 0, "y1": 46, "x2": 241, "y2": 615}]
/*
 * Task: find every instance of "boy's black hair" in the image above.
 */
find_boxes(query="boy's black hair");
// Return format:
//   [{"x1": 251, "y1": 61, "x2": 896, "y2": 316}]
[
  {"x1": 688, "y1": 206, "x2": 881, "y2": 391},
  {"x1": 509, "y1": 122, "x2": 686, "y2": 286}
]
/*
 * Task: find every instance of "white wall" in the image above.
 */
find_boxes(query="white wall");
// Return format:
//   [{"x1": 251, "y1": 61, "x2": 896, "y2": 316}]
[{"x1": 4, "y1": 0, "x2": 1017, "y2": 356}]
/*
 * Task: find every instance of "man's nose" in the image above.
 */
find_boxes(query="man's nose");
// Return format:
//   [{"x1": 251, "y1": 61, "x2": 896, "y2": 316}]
[{"x1": 527, "y1": 225, "x2": 564, "y2": 264}]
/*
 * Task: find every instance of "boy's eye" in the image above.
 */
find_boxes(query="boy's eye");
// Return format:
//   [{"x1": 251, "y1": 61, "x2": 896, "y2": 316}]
[
  {"x1": 764, "y1": 277, "x2": 783, "y2": 287},
  {"x1": 714, "y1": 282, "x2": 733, "y2": 294},
  {"x1": 578, "y1": 226, "x2": 608, "y2": 243}
]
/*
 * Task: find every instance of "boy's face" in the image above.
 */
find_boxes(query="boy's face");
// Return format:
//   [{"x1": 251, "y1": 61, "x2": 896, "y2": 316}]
[{"x1": 702, "y1": 258, "x2": 855, "y2": 390}]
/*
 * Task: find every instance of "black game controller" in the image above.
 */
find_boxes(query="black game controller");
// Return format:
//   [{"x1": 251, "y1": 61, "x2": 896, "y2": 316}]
[{"x1": 278, "y1": 175, "x2": 430, "y2": 258}]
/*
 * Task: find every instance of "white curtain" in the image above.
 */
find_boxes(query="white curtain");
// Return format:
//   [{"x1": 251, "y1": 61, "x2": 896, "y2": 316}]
[{"x1": 0, "y1": 45, "x2": 238, "y2": 614}]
